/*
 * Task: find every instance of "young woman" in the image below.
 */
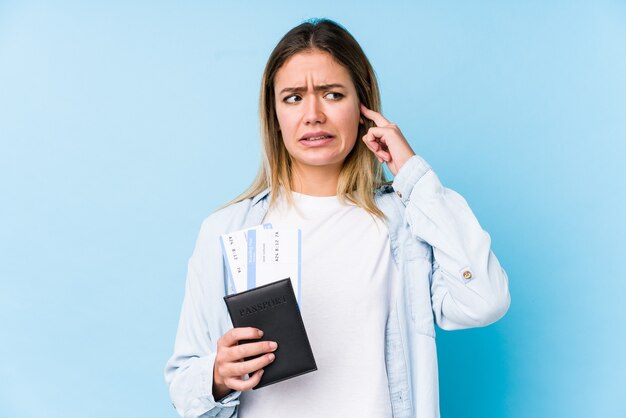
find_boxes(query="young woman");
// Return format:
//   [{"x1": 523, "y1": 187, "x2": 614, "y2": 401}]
[{"x1": 165, "y1": 18, "x2": 510, "y2": 418}]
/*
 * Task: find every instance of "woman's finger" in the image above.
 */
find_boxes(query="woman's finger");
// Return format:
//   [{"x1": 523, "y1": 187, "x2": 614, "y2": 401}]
[
  {"x1": 218, "y1": 327, "x2": 263, "y2": 348},
  {"x1": 378, "y1": 150, "x2": 392, "y2": 162},
  {"x1": 361, "y1": 103, "x2": 416, "y2": 175},
  {"x1": 222, "y1": 351, "x2": 276, "y2": 379},
  {"x1": 224, "y1": 340, "x2": 278, "y2": 362},
  {"x1": 360, "y1": 103, "x2": 390, "y2": 127},
  {"x1": 364, "y1": 126, "x2": 401, "y2": 144},
  {"x1": 224, "y1": 369, "x2": 265, "y2": 392},
  {"x1": 362, "y1": 137, "x2": 387, "y2": 160},
  {"x1": 362, "y1": 130, "x2": 391, "y2": 160},
  {"x1": 363, "y1": 139, "x2": 389, "y2": 161},
  {"x1": 362, "y1": 132, "x2": 380, "y2": 152}
]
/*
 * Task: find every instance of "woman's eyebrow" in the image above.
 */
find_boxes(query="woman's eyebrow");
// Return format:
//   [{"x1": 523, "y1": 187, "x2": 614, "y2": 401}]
[{"x1": 279, "y1": 83, "x2": 346, "y2": 95}]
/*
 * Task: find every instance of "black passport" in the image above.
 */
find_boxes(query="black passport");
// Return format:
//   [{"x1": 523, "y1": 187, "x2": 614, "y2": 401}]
[{"x1": 223, "y1": 278, "x2": 317, "y2": 389}]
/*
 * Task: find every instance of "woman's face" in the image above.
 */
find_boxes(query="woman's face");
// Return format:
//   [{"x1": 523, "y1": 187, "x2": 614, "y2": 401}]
[{"x1": 273, "y1": 49, "x2": 361, "y2": 172}]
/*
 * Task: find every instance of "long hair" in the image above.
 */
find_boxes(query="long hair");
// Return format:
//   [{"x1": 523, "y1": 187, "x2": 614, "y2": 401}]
[{"x1": 231, "y1": 18, "x2": 388, "y2": 217}]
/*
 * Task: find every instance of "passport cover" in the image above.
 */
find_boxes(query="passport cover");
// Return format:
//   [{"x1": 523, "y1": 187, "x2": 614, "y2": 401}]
[{"x1": 223, "y1": 278, "x2": 317, "y2": 389}]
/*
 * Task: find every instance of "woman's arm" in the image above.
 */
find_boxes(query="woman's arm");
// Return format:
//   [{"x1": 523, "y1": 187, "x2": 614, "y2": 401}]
[
  {"x1": 165, "y1": 213, "x2": 278, "y2": 417},
  {"x1": 164, "y1": 217, "x2": 241, "y2": 418},
  {"x1": 361, "y1": 105, "x2": 510, "y2": 330},
  {"x1": 392, "y1": 155, "x2": 511, "y2": 330}
]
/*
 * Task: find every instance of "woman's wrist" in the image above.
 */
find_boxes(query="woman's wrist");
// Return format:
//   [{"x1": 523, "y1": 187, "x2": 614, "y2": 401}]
[{"x1": 212, "y1": 365, "x2": 231, "y2": 400}]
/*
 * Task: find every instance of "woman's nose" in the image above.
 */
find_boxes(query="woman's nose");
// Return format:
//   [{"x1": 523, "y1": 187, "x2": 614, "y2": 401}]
[{"x1": 303, "y1": 97, "x2": 326, "y2": 125}]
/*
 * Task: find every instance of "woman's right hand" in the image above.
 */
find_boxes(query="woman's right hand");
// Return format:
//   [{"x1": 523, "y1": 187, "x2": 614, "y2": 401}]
[{"x1": 212, "y1": 327, "x2": 278, "y2": 400}]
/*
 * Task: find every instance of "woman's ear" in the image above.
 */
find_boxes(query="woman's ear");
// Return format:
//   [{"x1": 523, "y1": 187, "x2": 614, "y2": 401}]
[{"x1": 359, "y1": 117, "x2": 364, "y2": 124}]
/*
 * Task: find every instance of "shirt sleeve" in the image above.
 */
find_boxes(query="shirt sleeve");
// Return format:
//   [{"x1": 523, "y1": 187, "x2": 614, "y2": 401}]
[
  {"x1": 392, "y1": 154, "x2": 511, "y2": 330},
  {"x1": 164, "y1": 219, "x2": 241, "y2": 417}
]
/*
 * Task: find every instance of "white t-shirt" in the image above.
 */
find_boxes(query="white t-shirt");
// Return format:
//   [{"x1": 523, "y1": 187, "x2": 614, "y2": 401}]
[{"x1": 239, "y1": 191, "x2": 398, "y2": 418}]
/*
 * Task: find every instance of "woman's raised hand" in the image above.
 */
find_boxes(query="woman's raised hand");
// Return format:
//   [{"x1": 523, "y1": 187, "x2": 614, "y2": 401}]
[
  {"x1": 360, "y1": 104, "x2": 416, "y2": 176},
  {"x1": 212, "y1": 327, "x2": 278, "y2": 400}
]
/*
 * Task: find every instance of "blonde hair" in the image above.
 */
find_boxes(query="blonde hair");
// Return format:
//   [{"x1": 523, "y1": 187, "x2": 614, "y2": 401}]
[{"x1": 231, "y1": 18, "x2": 388, "y2": 217}]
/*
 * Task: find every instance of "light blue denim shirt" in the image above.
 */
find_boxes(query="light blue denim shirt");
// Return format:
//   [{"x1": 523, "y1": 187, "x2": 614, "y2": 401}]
[{"x1": 165, "y1": 155, "x2": 511, "y2": 418}]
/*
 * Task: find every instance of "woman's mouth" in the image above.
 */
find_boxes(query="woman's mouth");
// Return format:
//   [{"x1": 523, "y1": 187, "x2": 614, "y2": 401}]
[
  {"x1": 302, "y1": 135, "x2": 333, "y2": 141},
  {"x1": 300, "y1": 131, "x2": 335, "y2": 142},
  {"x1": 299, "y1": 133, "x2": 335, "y2": 147}
]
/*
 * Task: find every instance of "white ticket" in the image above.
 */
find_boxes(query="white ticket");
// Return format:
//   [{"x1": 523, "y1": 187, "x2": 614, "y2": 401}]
[
  {"x1": 219, "y1": 224, "x2": 272, "y2": 294},
  {"x1": 247, "y1": 227, "x2": 301, "y2": 304}
]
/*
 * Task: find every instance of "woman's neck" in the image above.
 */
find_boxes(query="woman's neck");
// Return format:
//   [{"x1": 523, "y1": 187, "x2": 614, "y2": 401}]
[{"x1": 290, "y1": 162, "x2": 341, "y2": 196}]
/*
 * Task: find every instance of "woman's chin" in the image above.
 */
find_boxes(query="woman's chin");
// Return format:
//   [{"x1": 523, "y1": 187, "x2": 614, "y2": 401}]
[{"x1": 293, "y1": 155, "x2": 346, "y2": 170}]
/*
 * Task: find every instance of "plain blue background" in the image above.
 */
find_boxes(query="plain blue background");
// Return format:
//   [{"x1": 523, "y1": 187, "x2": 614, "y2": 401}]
[{"x1": 1, "y1": 1, "x2": 625, "y2": 417}]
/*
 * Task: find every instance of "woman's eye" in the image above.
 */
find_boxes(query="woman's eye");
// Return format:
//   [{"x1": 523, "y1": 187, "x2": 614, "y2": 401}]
[
  {"x1": 325, "y1": 92, "x2": 344, "y2": 100},
  {"x1": 284, "y1": 95, "x2": 301, "y2": 103}
]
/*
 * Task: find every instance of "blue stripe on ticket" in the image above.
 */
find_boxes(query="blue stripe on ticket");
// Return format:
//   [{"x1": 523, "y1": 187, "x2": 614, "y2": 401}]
[
  {"x1": 297, "y1": 229, "x2": 302, "y2": 307},
  {"x1": 247, "y1": 229, "x2": 256, "y2": 290}
]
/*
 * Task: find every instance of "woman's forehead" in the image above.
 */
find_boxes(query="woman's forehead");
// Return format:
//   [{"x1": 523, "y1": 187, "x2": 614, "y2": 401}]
[{"x1": 274, "y1": 50, "x2": 353, "y2": 90}]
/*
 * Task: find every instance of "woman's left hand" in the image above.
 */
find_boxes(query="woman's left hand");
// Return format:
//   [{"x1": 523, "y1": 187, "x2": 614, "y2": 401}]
[{"x1": 360, "y1": 104, "x2": 416, "y2": 176}]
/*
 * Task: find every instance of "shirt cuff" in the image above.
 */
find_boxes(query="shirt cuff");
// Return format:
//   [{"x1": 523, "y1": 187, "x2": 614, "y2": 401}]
[
  {"x1": 215, "y1": 390, "x2": 241, "y2": 407},
  {"x1": 391, "y1": 154, "x2": 432, "y2": 205},
  {"x1": 198, "y1": 354, "x2": 241, "y2": 407},
  {"x1": 178, "y1": 354, "x2": 241, "y2": 417}
]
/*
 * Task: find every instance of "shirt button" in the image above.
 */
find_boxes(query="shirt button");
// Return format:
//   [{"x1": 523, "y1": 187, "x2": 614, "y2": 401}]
[
  {"x1": 396, "y1": 191, "x2": 403, "y2": 198},
  {"x1": 463, "y1": 270, "x2": 473, "y2": 280}
]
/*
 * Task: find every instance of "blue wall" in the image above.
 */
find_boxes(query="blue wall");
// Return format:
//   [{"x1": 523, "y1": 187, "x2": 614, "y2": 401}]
[{"x1": 1, "y1": 1, "x2": 624, "y2": 417}]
